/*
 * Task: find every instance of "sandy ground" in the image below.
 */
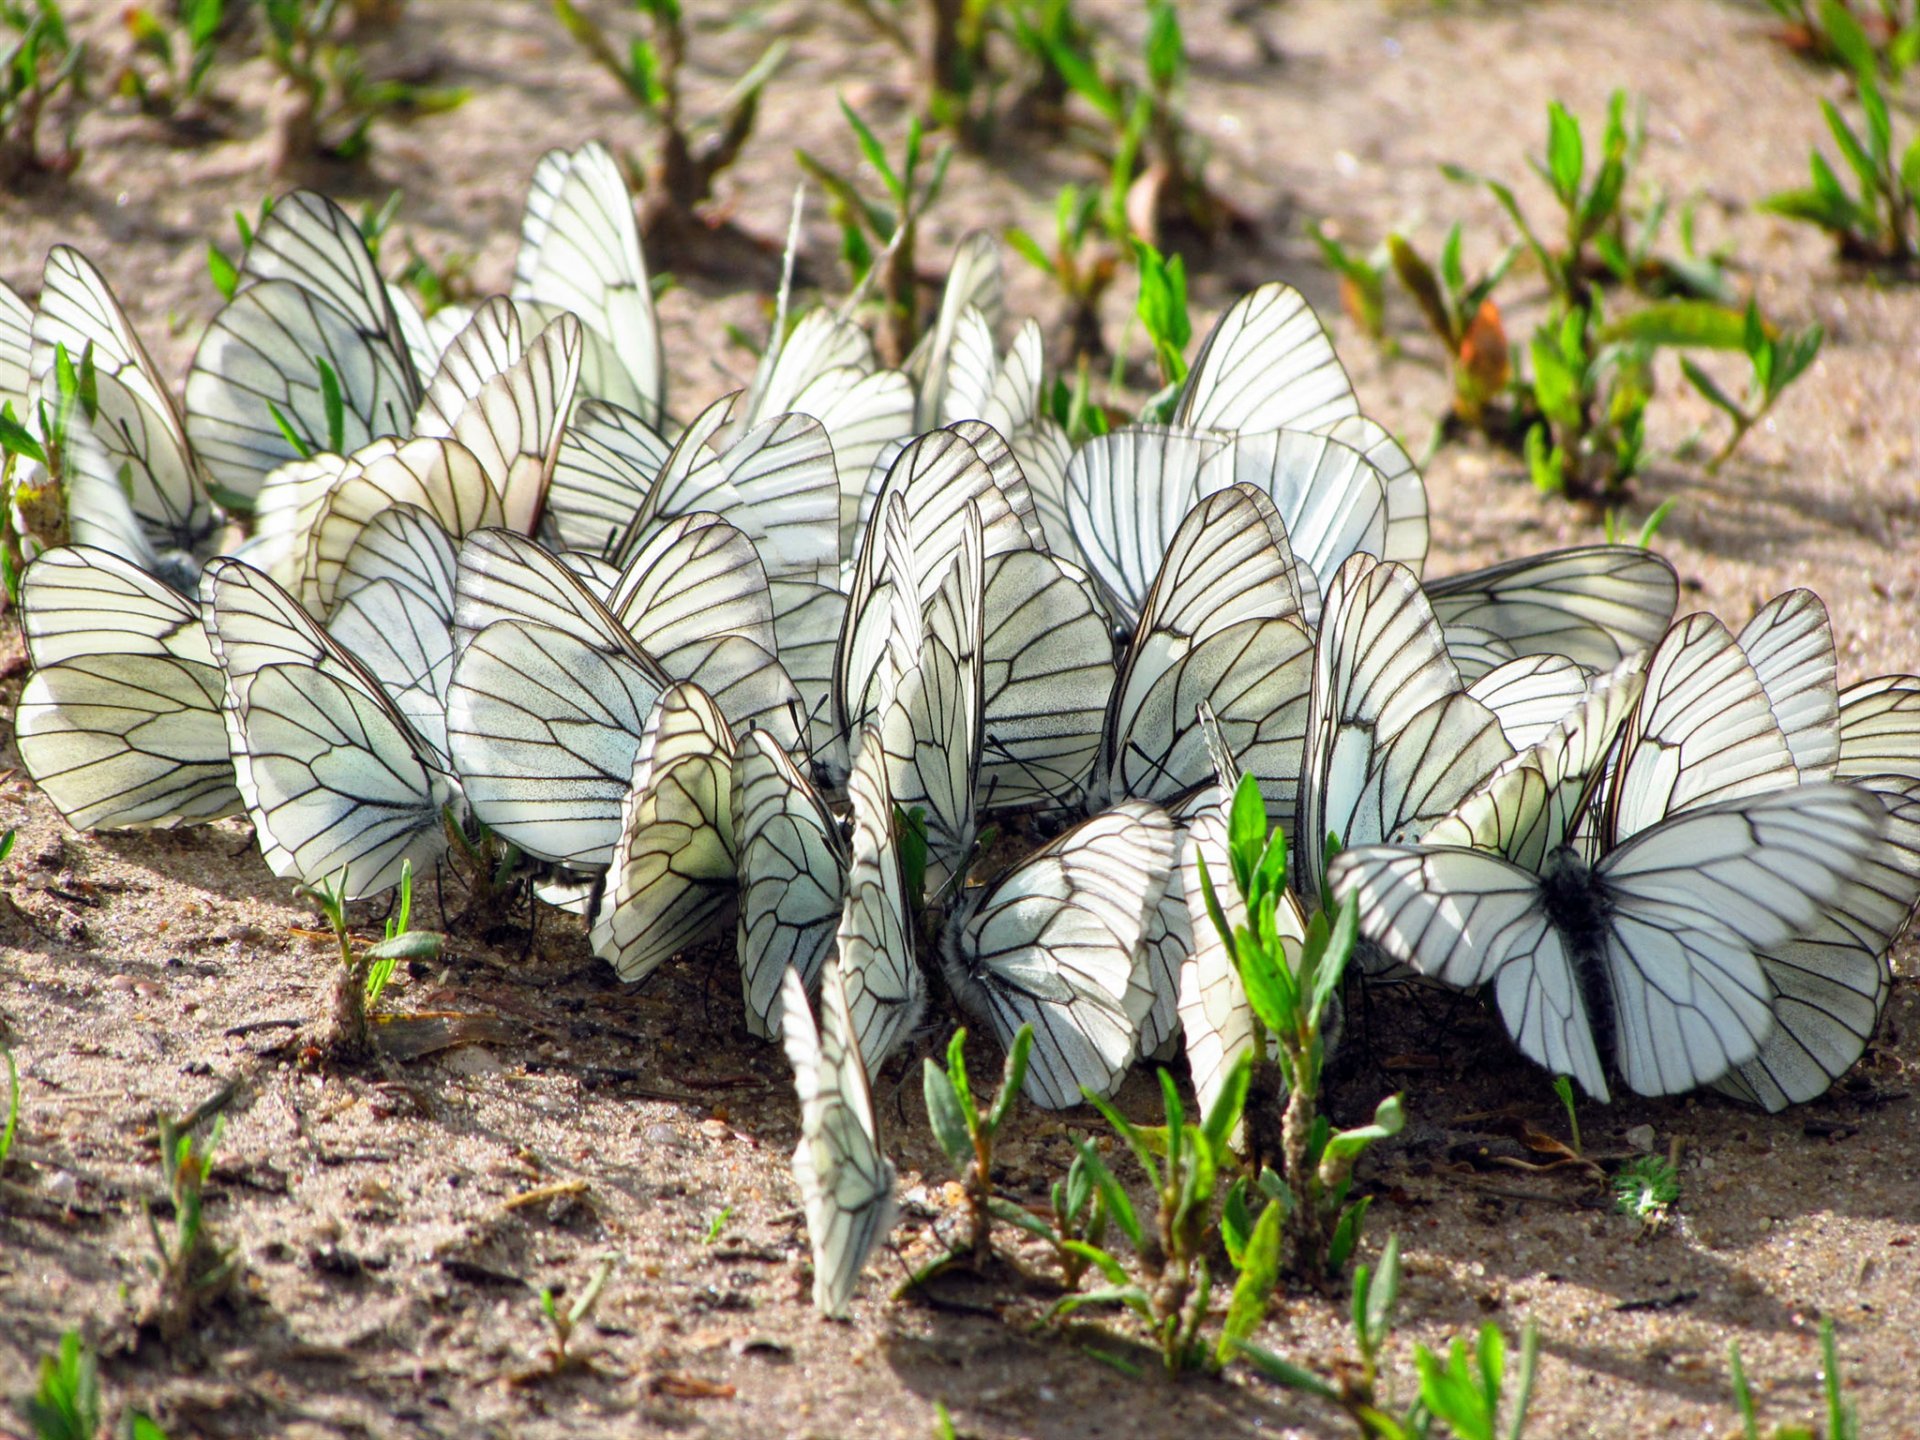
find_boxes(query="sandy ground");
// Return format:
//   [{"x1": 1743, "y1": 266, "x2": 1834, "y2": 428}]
[{"x1": 2, "y1": 1, "x2": 1918, "y2": 1436}]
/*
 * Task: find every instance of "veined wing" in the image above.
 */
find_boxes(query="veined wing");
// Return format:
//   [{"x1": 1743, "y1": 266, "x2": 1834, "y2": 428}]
[
  {"x1": 1604, "y1": 613, "x2": 1798, "y2": 844},
  {"x1": 445, "y1": 618, "x2": 667, "y2": 867},
  {"x1": 21, "y1": 545, "x2": 212, "y2": 668},
  {"x1": 1317, "y1": 414, "x2": 1427, "y2": 574},
  {"x1": 1064, "y1": 425, "x2": 1231, "y2": 629},
  {"x1": 590, "y1": 682, "x2": 738, "y2": 981},
  {"x1": 977, "y1": 548, "x2": 1114, "y2": 810},
  {"x1": 1738, "y1": 589, "x2": 1839, "y2": 780},
  {"x1": 1216, "y1": 428, "x2": 1388, "y2": 621},
  {"x1": 547, "y1": 397, "x2": 674, "y2": 558},
  {"x1": 1172, "y1": 282, "x2": 1358, "y2": 435},
  {"x1": 780, "y1": 962, "x2": 898, "y2": 1319},
  {"x1": 836, "y1": 724, "x2": 925, "y2": 1073},
  {"x1": 1424, "y1": 546, "x2": 1677, "y2": 681},
  {"x1": 229, "y1": 661, "x2": 451, "y2": 900},
  {"x1": 1467, "y1": 653, "x2": 1591, "y2": 751},
  {"x1": 734, "y1": 730, "x2": 847, "y2": 1040},
  {"x1": 1717, "y1": 774, "x2": 1920, "y2": 1111},
  {"x1": 514, "y1": 141, "x2": 665, "y2": 425},
  {"x1": 939, "y1": 800, "x2": 1174, "y2": 1109},
  {"x1": 0, "y1": 278, "x2": 30, "y2": 414},
  {"x1": 16, "y1": 654, "x2": 240, "y2": 830},
  {"x1": 33, "y1": 247, "x2": 216, "y2": 554},
  {"x1": 1836, "y1": 674, "x2": 1920, "y2": 777}
]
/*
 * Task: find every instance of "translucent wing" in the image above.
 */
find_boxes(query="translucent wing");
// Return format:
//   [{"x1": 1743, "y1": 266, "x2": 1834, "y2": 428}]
[
  {"x1": 836, "y1": 725, "x2": 925, "y2": 1073},
  {"x1": 229, "y1": 662, "x2": 451, "y2": 900},
  {"x1": 188, "y1": 191, "x2": 423, "y2": 495},
  {"x1": 1296, "y1": 554, "x2": 1466, "y2": 901},
  {"x1": 1317, "y1": 414, "x2": 1427, "y2": 574},
  {"x1": 590, "y1": 683, "x2": 738, "y2": 981},
  {"x1": 0, "y1": 278, "x2": 30, "y2": 413},
  {"x1": 185, "y1": 279, "x2": 422, "y2": 498},
  {"x1": 908, "y1": 230, "x2": 1004, "y2": 426},
  {"x1": 1467, "y1": 653, "x2": 1591, "y2": 751},
  {"x1": 1717, "y1": 775, "x2": 1920, "y2": 1111},
  {"x1": 15, "y1": 654, "x2": 240, "y2": 829},
  {"x1": 1836, "y1": 675, "x2": 1920, "y2": 776},
  {"x1": 1132, "y1": 483, "x2": 1304, "y2": 643},
  {"x1": 1215, "y1": 428, "x2": 1388, "y2": 621},
  {"x1": 514, "y1": 141, "x2": 665, "y2": 424},
  {"x1": 21, "y1": 545, "x2": 212, "y2": 668},
  {"x1": 780, "y1": 962, "x2": 898, "y2": 1319},
  {"x1": 334, "y1": 501, "x2": 458, "y2": 626},
  {"x1": 1424, "y1": 659, "x2": 1646, "y2": 870},
  {"x1": 446, "y1": 618, "x2": 666, "y2": 867},
  {"x1": 546, "y1": 398, "x2": 674, "y2": 557},
  {"x1": 33, "y1": 247, "x2": 216, "y2": 554},
  {"x1": 880, "y1": 508, "x2": 984, "y2": 888},
  {"x1": 1424, "y1": 546, "x2": 1678, "y2": 681},
  {"x1": 733, "y1": 730, "x2": 847, "y2": 1040},
  {"x1": 451, "y1": 312, "x2": 583, "y2": 536},
  {"x1": 1605, "y1": 613, "x2": 1798, "y2": 844},
  {"x1": 772, "y1": 578, "x2": 847, "y2": 763},
  {"x1": 308, "y1": 436, "x2": 503, "y2": 615},
  {"x1": 940, "y1": 800, "x2": 1174, "y2": 1109},
  {"x1": 1738, "y1": 589, "x2": 1839, "y2": 781},
  {"x1": 977, "y1": 549, "x2": 1115, "y2": 809},
  {"x1": 1172, "y1": 282, "x2": 1358, "y2": 434},
  {"x1": 327, "y1": 577, "x2": 456, "y2": 761},
  {"x1": 1093, "y1": 616, "x2": 1315, "y2": 820},
  {"x1": 411, "y1": 295, "x2": 526, "y2": 438},
  {"x1": 1063, "y1": 425, "x2": 1230, "y2": 629},
  {"x1": 1596, "y1": 783, "x2": 1884, "y2": 1097}
]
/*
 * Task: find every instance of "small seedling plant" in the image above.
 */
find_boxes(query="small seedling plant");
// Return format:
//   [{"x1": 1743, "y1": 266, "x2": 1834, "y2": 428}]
[
  {"x1": 1389, "y1": 227, "x2": 1518, "y2": 430},
  {"x1": 1238, "y1": 1234, "x2": 1541, "y2": 1440},
  {"x1": 1762, "y1": 36, "x2": 1920, "y2": 266},
  {"x1": 1765, "y1": 0, "x2": 1920, "y2": 81},
  {"x1": 302, "y1": 857, "x2": 443, "y2": 1062},
  {"x1": 144, "y1": 1109, "x2": 238, "y2": 1341},
  {"x1": 535, "y1": 1255, "x2": 614, "y2": 1375},
  {"x1": 1312, "y1": 222, "x2": 1392, "y2": 350},
  {"x1": 835, "y1": 0, "x2": 994, "y2": 139},
  {"x1": 798, "y1": 102, "x2": 953, "y2": 365},
  {"x1": 116, "y1": 0, "x2": 225, "y2": 122},
  {"x1": 258, "y1": 0, "x2": 469, "y2": 167},
  {"x1": 1131, "y1": 238, "x2": 1190, "y2": 416},
  {"x1": 1680, "y1": 301, "x2": 1824, "y2": 470},
  {"x1": 0, "y1": 0, "x2": 84, "y2": 185},
  {"x1": 1, "y1": 339, "x2": 100, "y2": 596},
  {"x1": 1006, "y1": 182, "x2": 1119, "y2": 362},
  {"x1": 18, "y1": 1331, "x2": 170, "y2": 1439},
  {"x1": 919, "y1": 1024, "x2": 1033, "y2": 1269},
  {"x1": 1050, "y1": 1050, "x2": 1281, "y2": 1376},
  {"x1": 1194, "y1": 772, "x2": 1405, "y2": 1284},
  {"x1": 550, "y1": 0, "x2": 784, "y2": 246},
  {"x1": 1728, "y1": 1317, "x2": 1859, "y2": 1440}
]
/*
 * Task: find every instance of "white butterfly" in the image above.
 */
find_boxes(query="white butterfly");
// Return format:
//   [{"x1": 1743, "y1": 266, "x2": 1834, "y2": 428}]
[
  {"x1": 186, "y1": 190, "x2": 425, "y2": 498},
  {"x1": 202, "y1": 557, "x2": 455, "y2": 899},
  {"x1": 590, "y1": 682, "x2": 738, "y2": 982},
  {"x1": 1087, "y1": 483, "x2": 1314, "y2": 819},
  {"x1": 514, "y1": 141, "x2": 666, "y2": 425},
  {"x1": 1330, "y1": 637, "x2": 1885, "y2": 1100},
  {"x1": 733, "y1": 729, "x2": 847, "y2": 1040},
  {"x1": 30, "y1": 247, "x2": 221, "y2": 562},
  {"x1": 14, "y1": 546, "x2": 241, "y2": 829},
  {"x1": 940, "y1": 799, "x2": 1176, "y2": 1109},
  {"x1": 836, "y1": 723, "x2": 925, "y2": 1073},
  {"x1": 780, "y1": 962, "x2": 898, "y2": 1319}
]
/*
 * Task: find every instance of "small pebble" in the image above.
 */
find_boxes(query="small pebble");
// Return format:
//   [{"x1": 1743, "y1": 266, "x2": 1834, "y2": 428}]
[{"x1": 1626, "y1": 1124, "x2": 1657, "y2": 1153}]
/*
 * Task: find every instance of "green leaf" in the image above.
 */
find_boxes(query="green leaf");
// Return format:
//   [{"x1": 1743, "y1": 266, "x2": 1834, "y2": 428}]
[
  {"x1": 1822, "y1": 98, "x2": 1881, "y2": 201},
  {"x1": 1390, "y1": 233, "x2": 1456, "y2": 347},
  {"x1": 1819, "y1": 0, "x2": 1880, "y2": 79},
  {"x1": 1233, "y1": 922, "x2": 1293, "y2": 1039},
  {"x1": 1217, "y1": 1198, "x2": 1282, "y2": 1364},
  {"x1": 363, "y1": 930, "x2": 442, "y2": 961},
  {"x1": 0, "y1": 411, "x2": 46, "y2": 464},
  {"x1": 315, "y1": 354, "x2": 345, "y2": 454},
  {"x1": 1322, "y1": 1093, "x2": 1407, "y2": 1166},
  {"x1": 1859, "y1": 73, "x2": 1892, "y2": 171},
  {"x1": 923, "y1": 1059, "x2": 974, "y2": 1169},
  {"x1": 1528, "y1": 334, "x2": 1581, "y2": 430},
  {"x1": 1226, "y1": 771, "x2": 1266, "y2": 896},
  {"x1": 1144, "y1": 0, "x2": 1183, "y2": 90},
  {"x1": 1073, "y1": 1139, "x2": 1142, "y2": 1249},
  {"x1": 1310, "y1": 892, "x2": 1357, "y2": 1025},
  {"x1": 1328, "y1": 1194, "x2": 1373, "y2": 1274},
  {"x1": 1901, "y1": 134, "x2": 1920, "y2": 204},
  {"x1": 1082, "y1": 1085, "x2": 1160, "y2": 1188},
  {"x1": 208, "y1": 241, "x2": 240, "y2": 300},
  {"x1": 1545, "y1": 100, "x2": 1583, "y2": 207},
  {"x1": 1003, "y1": 225, "x2": 1055, "y2": 278},
  {"x1": 987, "y1": 1025, "x2": 1033, "y2": 1133},
  {"x1": 1359, "y1": 1232, "x2": 1402, "y2": 1351},
  {"x1": 1229, "y1": 1339, "x2": 1342, "y2": 1400},
  {"x1": 1605, "y1": 300, "x2": 1750, "y2": 350},
  {"x1": 265, "y1": 400, "x2": 313, "y2": 459},
  {"x1": 1051, "y1": 1281, "x2": 1154, "y2": 1320},
  {"x1": 1680, "y1": 356, "x2": 1747, "y2": 421},
  {"x1": 839, "y1": 99, "x2": 901, "y2": 206},
  {"x1": 944, "y1": 1027, "x2": 975, "y2": 1121},
  {"x1": 987, "y1": 1196, "x2": 1058, "y2": 1241},
  {"x1": 1200, "y1": 1049, "x2": 1253, "y2": 1160},
  {"x1": 1044, "y1": 36, "x2": 1121, "y2": 122},
  {"x1": 1221, "y1": 1177, "x2": 1253, "y2": 1267}
]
